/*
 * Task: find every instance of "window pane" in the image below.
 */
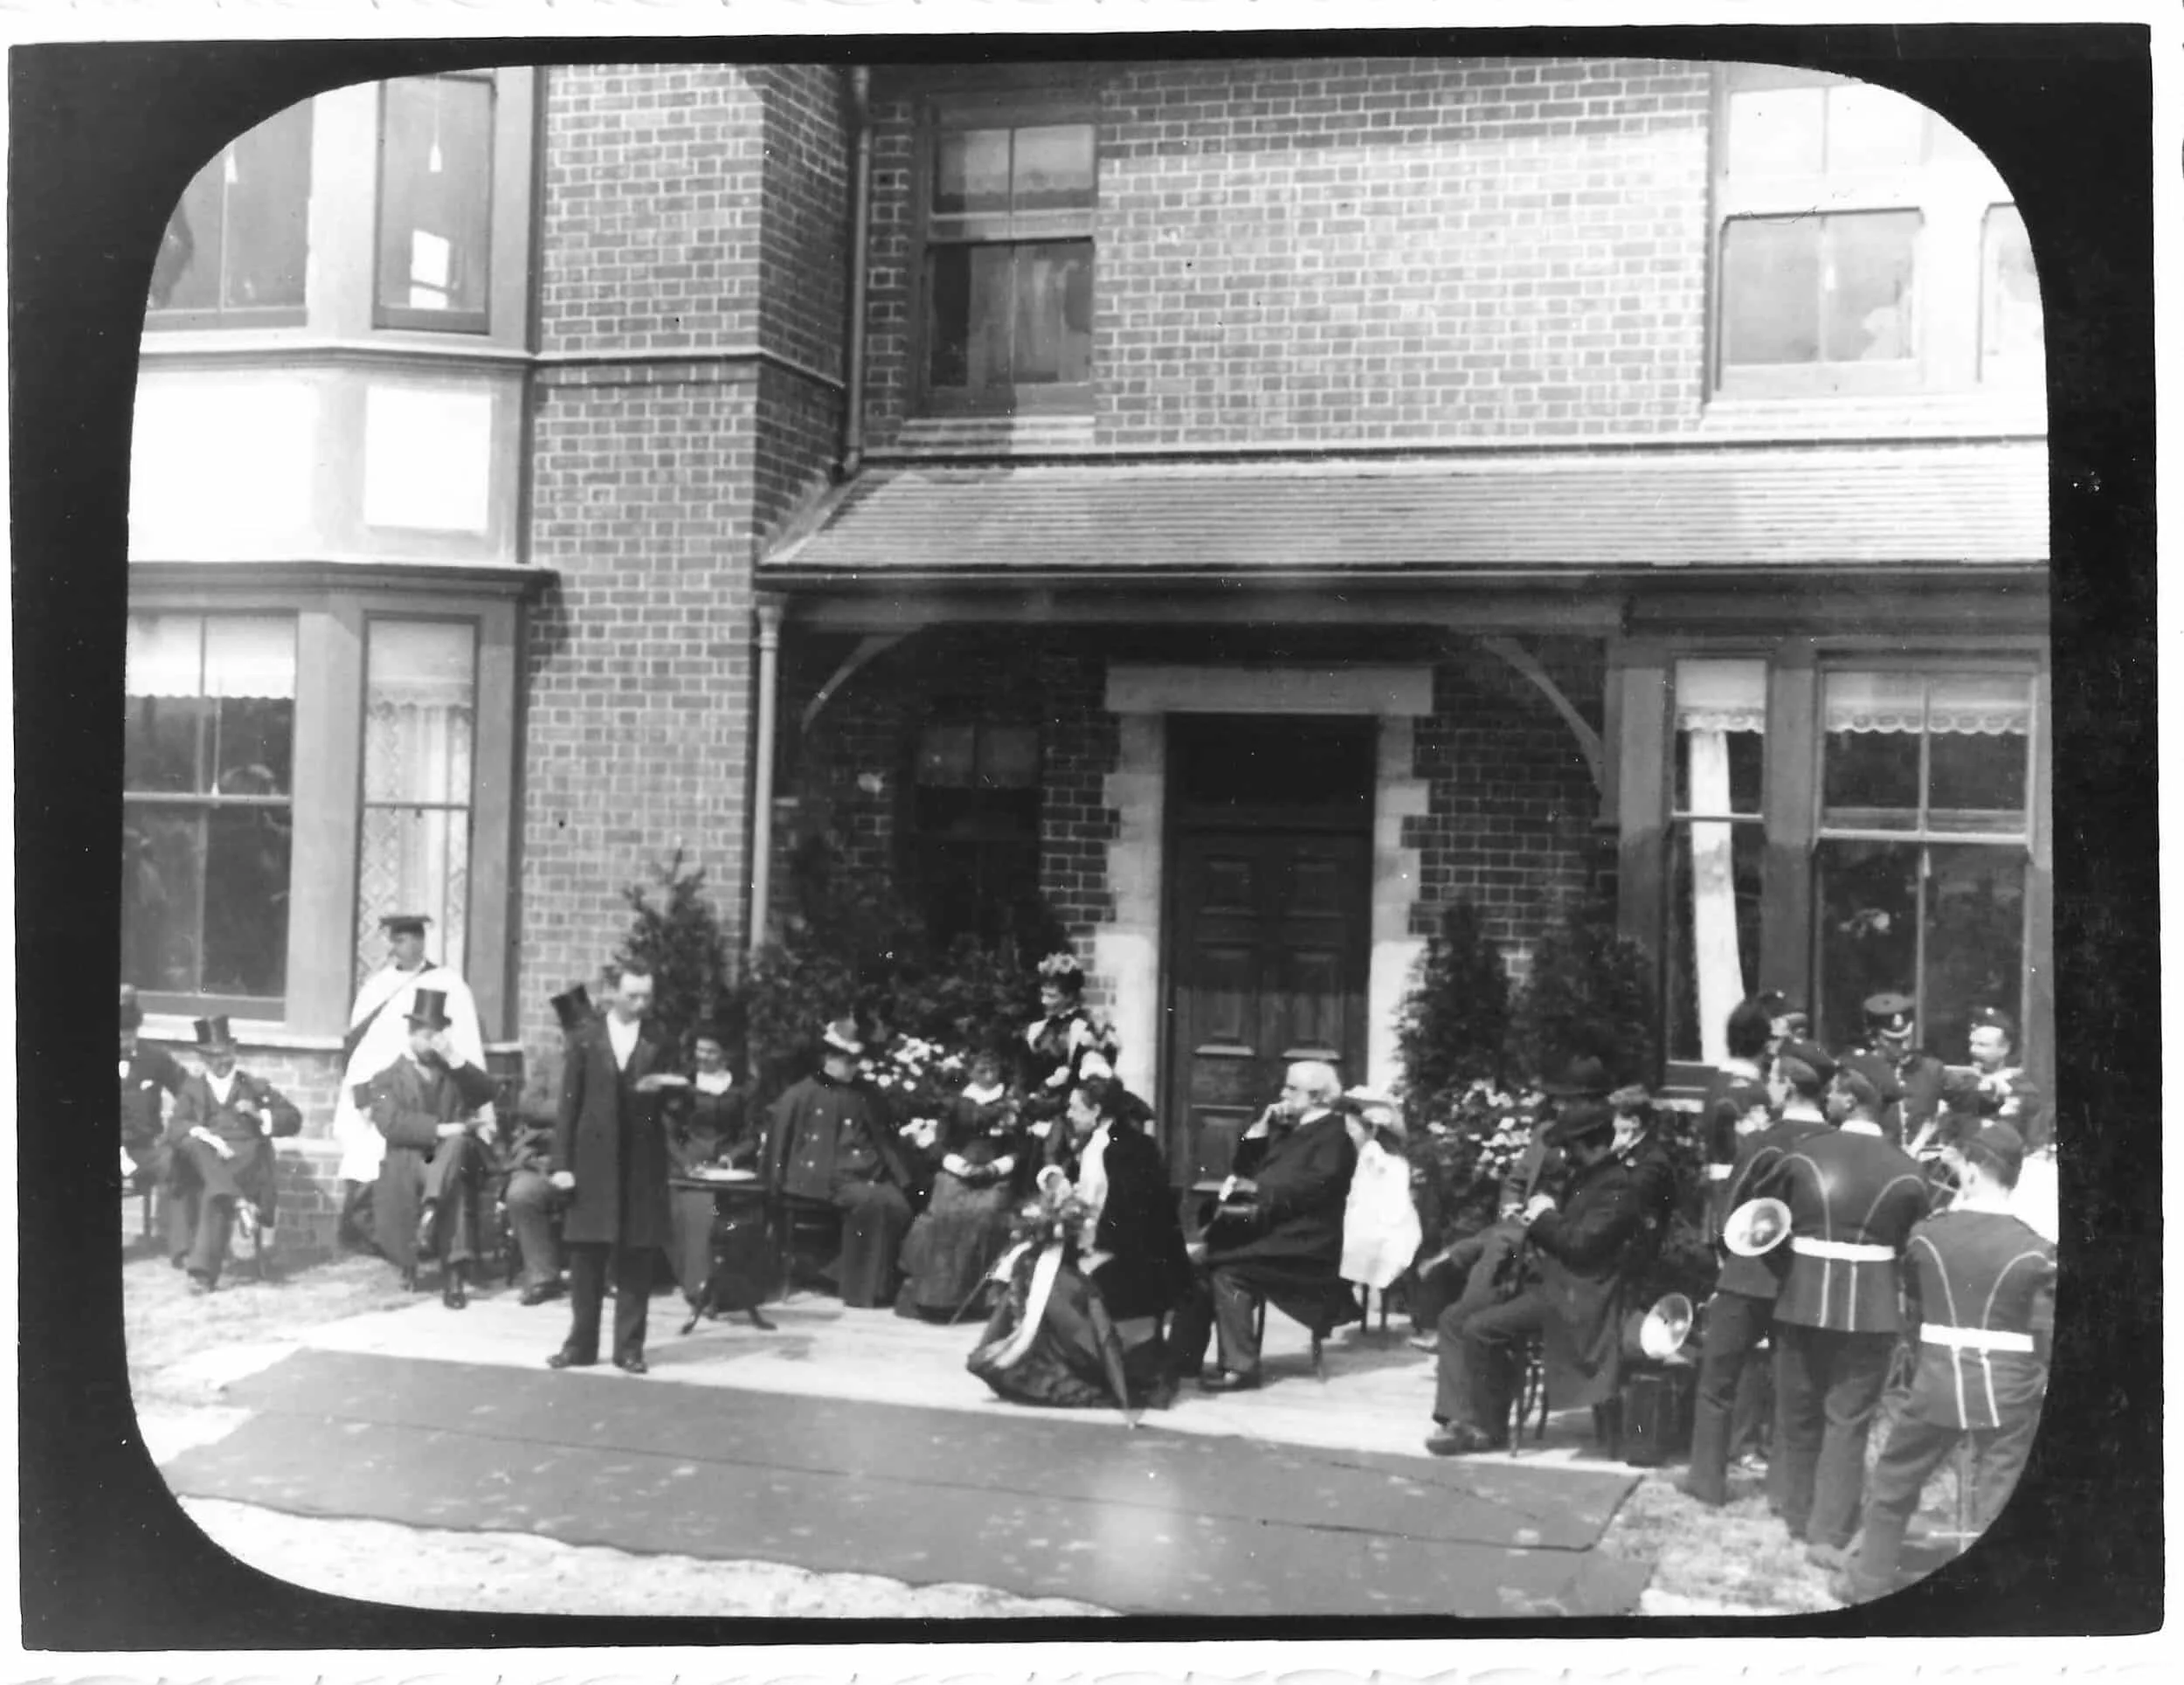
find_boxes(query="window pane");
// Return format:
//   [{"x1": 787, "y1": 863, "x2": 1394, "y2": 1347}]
[
  {"x1": 214, "y1": 697, "x2": 294, "y2": 797},
  {"x1": 124, "y1": 696, "x2": 208, "y2": 793},
  {"x1": 121, "y1": 805, "x2": 206, "y2": 991},
  {"x1": 203, "y1": 805, "x2": 292, "y2": 996},
  {"x1": 934, "y1": 128, "x2": 1011, "y2": 218},
  {"x1": 1982, "y1": 205, "x2": 2042, "y2": 375},
  {"x1": 1822, "y1": 211, "x2": 1918, "y2": 362},
  {"x1": 365, "y1": 622, "x2": 477, "y2": 804},
  {"x1": 223, "y1": 102, "x2": 314, "y2": 310},
  {"x1": 356, "y1": 805, "x2": 472, "y2": 985},
  {"x1": 1013, "y1": 123, "x2": 1095, "y2": 213},
  {"x1": 1822, "y1": 672, "x2": 1922, "y2": 828},
  {"x1": 1725, "y1": 86, "x2": 1825, "y2": 176},
  {"x1": 1721, "y1": 218, "x2": 1821, "y2": 365},
  {"x1": 916, "y1": 723, "x2": 978, "y2": 788},
  {"x1": 1674, "y1": 659, "x2": 1766, "y2": 814},
  {"x1": 1011, "y1": 241, "x2": 1094, "y2": 384},
  {"x1": 1927, "y1": 673, "x2": 2031, "y2": 831},
  {"x1": 203, "y1": 615, "x2": 297, "y2": 699},
  {"x1": 377, "y1": 77, "x2": 494, "y2": 322},
  {"x1": 127, "y1": 612, "x2": 206, "y2": 699},
  {"x1": 977, "y1": 724, "x2": 1040, "y2": 789},
  {"x1": 927, "y1": 244, "x2": 1016, "y2": 390},
  {"x1": 1668, "y1": 821, "x2": 1763, "y2": 1063},
  {"x1": 1924, "y1": 846, "x2": 2025, "y2": 1061},
  {"x1": 1815, "y1": 839, "x2": 1921, "y2": 1048},
  {"x1": 1825, "y1": 83, "x2": 1929, "y2": 174},
  {"x1": 150, "y1": 168, "x2": 224, "y2": 313}
]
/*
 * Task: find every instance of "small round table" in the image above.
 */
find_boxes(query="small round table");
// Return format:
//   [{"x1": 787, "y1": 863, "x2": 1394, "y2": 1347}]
[{"x1": 669, "y1": 1171, "x2": 776, "y2": 1335}]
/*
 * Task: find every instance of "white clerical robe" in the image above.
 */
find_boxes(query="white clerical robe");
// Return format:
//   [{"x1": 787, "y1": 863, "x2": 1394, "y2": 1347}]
[{"x1": 330, "y1": 962, "x2": 487, "y2": 1183}]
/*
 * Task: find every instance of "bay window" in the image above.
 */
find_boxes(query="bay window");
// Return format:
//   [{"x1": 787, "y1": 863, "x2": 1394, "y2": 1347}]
[
  {"x1": 376, "y1": 74, "x2": 495, "y2": 332},
  {"x1": 146, "y1": 101, "x2": 314, "y2": 327}
]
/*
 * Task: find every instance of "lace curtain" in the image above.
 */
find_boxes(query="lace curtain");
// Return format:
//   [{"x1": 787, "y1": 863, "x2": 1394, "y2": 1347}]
[
  {"x1": 1825, "y1": 672, "x2": 2032, "y2": 735},
  {"x1": 356, "y1": 624, "x2": 475, "y2": 986}
]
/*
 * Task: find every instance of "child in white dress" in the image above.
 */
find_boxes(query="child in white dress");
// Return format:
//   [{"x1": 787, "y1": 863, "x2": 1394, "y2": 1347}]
[{"x1": 1339, "y1": 1087, "x2": 1424, "y2": 1316}]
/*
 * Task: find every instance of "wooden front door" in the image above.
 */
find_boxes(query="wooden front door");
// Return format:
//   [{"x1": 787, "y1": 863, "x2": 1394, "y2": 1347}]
[{"x1": 1161, "y1": 716, "x2": 1375, "y2": 1184}]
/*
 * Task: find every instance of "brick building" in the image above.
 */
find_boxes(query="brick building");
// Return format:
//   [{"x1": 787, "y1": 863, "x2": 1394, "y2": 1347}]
[{"x1": 124, "y1": 55, "x2": 2050, "y2": 1245}]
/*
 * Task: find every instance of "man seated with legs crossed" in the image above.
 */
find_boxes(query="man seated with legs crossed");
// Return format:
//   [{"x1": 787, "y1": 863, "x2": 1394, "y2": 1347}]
[
  {"x1": 1427, "y1": 1092, "x2": 1674, "y2": 1455},
  {"x1": 1169, "y1": 1060, "x2": 1358, "y2": 1392},
  {"x1": 161, "y1": 1016, "x2": 302, "y2": 1292}
]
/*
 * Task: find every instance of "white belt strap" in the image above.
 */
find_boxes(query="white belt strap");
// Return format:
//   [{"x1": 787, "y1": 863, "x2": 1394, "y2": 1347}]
[
  {"x1": 1921, "y1": 1325, "x2": 2035, "y2": 1354},
  {"x1": 1791, "y1": 1236, "x2": 1897, "y2": 1262},
  {"x1": 1704, "y1": 1164, "x2": 1733, "y2": 1182}
]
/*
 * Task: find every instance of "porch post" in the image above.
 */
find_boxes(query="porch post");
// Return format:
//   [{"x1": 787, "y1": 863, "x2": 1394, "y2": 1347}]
[{"x1": 749, "y1": 597, "x2": 784, "y2": 957}]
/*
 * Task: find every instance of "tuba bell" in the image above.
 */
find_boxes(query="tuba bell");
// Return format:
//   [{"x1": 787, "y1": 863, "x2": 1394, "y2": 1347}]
[
  {"x1": 1622, "y1": 1292, "x2": 1697, "y2": 1363},
  {"x1": 1722, "y1": 1196, "x2": 1793, "y2": 1257}
]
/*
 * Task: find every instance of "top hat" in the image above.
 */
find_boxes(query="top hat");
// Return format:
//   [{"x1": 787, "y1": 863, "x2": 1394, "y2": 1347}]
[
  {"x1": 1863, "y1": 992, "x2": 1917, "y2": 1036},
  {"x1": 405, "y1": 989, "x2": 453, "y2": 1032},
  {"x1": 380, "y1": 912, "x2": 432, "y2": 937},
  {"x1": 121, "y1": 984, "x2": 143, "y2": 1032},
  {"x1": 1543, "y1": 1096, "x2": 1617, "y2": 1147},
  {"x1": 1960, "y1": 1121, "x2": 2028, "y2": 1184},
  {"x1": 1540, "y1": 1055, "x2": 1615, "y2": 1098},
  {"x1": 192, "y1": 1015, "x2": 236, "y2": 1052},
  {"x1": 549, "y1": 984, "x2": 593, "y2": 1036},
  {"x1": 820, "y1": 1016, "x2": 864, "y2": 1057},
  {"x1": 1968, "y1": 1005, "x2": 2018, "y2": 1042}
]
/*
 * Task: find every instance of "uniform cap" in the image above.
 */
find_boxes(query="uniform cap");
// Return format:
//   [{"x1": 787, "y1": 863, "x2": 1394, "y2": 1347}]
[
  {"x1": 1864, "y1": 992, "x2": 1917, "y2": 1034},
  {"x1": 1968, "y1": 1005, "x2": 2018, "y2": 1042},
  {"x1": 1774, "y1": 1039, "x2": 1837, "y2": 1092}
]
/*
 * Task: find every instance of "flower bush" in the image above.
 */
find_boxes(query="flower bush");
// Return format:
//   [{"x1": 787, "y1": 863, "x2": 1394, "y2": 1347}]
[
  {"x1": 1407, "y1": 1078, "x2": 1548, "y2": 1252},
  {"x1": 862, "y1": 1032, "x2": 969, "y2": 1152}
]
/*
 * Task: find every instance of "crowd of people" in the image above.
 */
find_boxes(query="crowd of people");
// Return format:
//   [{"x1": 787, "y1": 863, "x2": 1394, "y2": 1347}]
[{"x1": 121, "y1": 928, "x2": 2055, "y2": 1606}]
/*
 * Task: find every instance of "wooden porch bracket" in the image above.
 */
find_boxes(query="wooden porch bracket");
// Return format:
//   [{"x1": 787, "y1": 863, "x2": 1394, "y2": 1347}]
[
  {"x1": 799, "y1": 632, "x2": 908, "y2": 735},
  {"x1": 1476, "y1": 634, "x2": 1605, "y2": 793}
]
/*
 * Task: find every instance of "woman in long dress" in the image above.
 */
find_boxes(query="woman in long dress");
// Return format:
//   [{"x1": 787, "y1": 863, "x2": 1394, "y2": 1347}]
[
  {"x1": 1019, "y1": 953, "x2": 1122, "y2": 1149},
  {"x1": 895, "y1": 1051, "x2": 1027, "y2": 1320},
  {"x1": 967, "y1": 1074, "x2": 1193, "y2": 1411},
  {"x1": 665, "y1": 1027, "x2": 771, "y2": 1322}
]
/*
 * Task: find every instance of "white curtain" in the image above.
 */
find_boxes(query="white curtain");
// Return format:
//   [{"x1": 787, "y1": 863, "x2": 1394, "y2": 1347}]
[
  {"x1": 1676, "y1": 660, "x2": 1766, "y2": 1068},
  {"x1": 126, "y1": 614, "x2": 295, "y2": 699},
  {"x1": 357, "y1": 623, "x2": 475, "y2": 984},
  {"x1": 1826, "y1": 671, "x2": 2032, "y2": 735}
]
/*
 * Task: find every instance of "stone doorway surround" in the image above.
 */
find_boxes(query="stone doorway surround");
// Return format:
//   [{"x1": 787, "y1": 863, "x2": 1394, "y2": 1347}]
[{"x1": 1099, "y1": 664, "x2": 1433, "y2": 1105}]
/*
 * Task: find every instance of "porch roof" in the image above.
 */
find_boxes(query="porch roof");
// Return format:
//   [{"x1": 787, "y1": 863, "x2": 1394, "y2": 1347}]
[{"x1": 761, "y1": 439, "x2": 2048, "y2": 586}]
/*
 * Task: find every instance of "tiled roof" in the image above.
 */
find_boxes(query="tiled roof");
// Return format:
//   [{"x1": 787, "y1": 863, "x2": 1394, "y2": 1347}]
[{"x1": 764, "y1": 440, "x2": 2048, "y2": 582}]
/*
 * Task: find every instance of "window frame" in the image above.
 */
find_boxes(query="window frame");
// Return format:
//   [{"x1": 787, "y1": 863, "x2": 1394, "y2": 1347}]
[
  {"x1": 372, "y1": 72, "x2": 498, "y2": 336},
  {"x1": 901, "y1": 713, "x2": 1045, "y2": 948},
  {"x1": 1708, "y1": 64, "x2": 2017, "y2": 402},
  {"x1": 143, "y1": 100, "x2": 316, "y2": 333},
  {"x1": 910, "y1": 87, "x2": 1100, "y2": 420}
]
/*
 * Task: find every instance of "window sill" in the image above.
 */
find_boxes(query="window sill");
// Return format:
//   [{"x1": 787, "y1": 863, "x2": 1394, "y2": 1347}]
[
  {"x1": 140, "y1": 1013, "x2": 342, "y2": 1053},
  {"x1": 879, "y1": 413, "x2": 1097, "y2": 459},
  {"x1": 1697, "y1": 390, "x2": 2048, "y2": 443}
]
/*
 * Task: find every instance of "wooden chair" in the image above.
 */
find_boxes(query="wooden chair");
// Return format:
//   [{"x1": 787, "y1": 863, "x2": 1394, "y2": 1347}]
[
  {"x1": 1507, "y1": 1337, "x2": 1553, "y2": 1452},
  {"x1": 771, "y1": 1195, "x2": 841, "y2": 1305}
]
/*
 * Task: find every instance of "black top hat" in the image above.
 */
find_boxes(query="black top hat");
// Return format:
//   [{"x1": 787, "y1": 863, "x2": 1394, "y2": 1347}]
[
  {"x1": 121, "y1": 984, "x2": 143, "y2": 1032},
  {"x1": 549, "y1": 984, "x2": 593, "y2": 1036},
  {"x1": 380, "y1": 912, "x2": 432, "y2": 937},
  {"x1": 1540, "y1": 1055, "x2": 1614, "y2": 1097},
  {"x1": 191, "y1": 1015, "x2": 236, "y2": 1051},
  {"x1": 1544, "y1": 1097, "x2": 1617, "y2": 1147},
  {"x1": 1863, "y1": 992, "x2": 1917, "y2": 1035},
  {"x1": 405, "y1": 989, "x2": 453, "y2": 1032}
]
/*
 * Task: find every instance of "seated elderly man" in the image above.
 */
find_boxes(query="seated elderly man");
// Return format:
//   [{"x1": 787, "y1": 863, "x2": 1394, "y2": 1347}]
[
  {"x1": 161, "y1": 1016, "x2": 303, "y2": 1293},
  {"x1": 1427, "y1": 1092, "x2": 1676, "y2": 1455},
  {"x1": 1168, "y1": 1060, "x2": 1359, "y2": 1392}
]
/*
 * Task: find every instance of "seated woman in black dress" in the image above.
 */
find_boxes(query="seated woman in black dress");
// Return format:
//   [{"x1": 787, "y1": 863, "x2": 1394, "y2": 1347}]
[
  {"x1": 666, "y1": 1026, "x2": 771, "y2": 1327},
  {"x1": 967, "y1": 1074, "x2": 1193, "y2": 1411},
  {"x1": 895, "y1": 1049, "x2": 1027, "y2": 1321}
]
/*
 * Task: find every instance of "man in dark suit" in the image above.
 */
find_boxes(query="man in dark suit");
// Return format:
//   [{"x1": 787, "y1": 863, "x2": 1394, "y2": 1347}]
[
  {"x1": 499, "y1": 984, "x2": 591, "y2": 1305},
  {"x1": 1754, "y1": 1053, "x2": 1932, "y2": 1565},
  {"x1": 548, "y1": 965, "x2": 678, "y2": 1374},
  {"x1": 1167, "y1": 1060, "x2": 1359, "y2": 1392},
  {"x1": 363, "y1": 989, "x2": 501, "y2": 1306},
  {"x1": 120, "y1": 984, "x2": 187, "y2": 1196},
  {"x1": 161, "y1": 1017, "x2": 302, "y2": 1292},
  {"x1": 1426, "y1": 1093, "x2": 1675, "y2": 1455}
]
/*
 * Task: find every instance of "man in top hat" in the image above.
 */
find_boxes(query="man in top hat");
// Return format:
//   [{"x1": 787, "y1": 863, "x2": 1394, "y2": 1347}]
[
  {"x1": 363, "y1": 988, "x2": 501, "y2": 1306},
  {"x1": 1828, "y1": 1121, "x2": 2056, "y2": 1604},
  {"x1": 1940, "y1": 1006, "x2": 2050, "y2": 1157},
  {"x1": 763, "y1": 1016, "x2": 916, "y2": 1309},
  {"x1": 499, "y1": 985, "x2": 591, "y2": 1305},
  {"x1": 546, "y1": 965, "x2": 679, "y2": 1372},
  {"x1": 1427, "y1": 1087, "x2": 1676, "y2": 1455},
  {"x1": 1751, "y1": 1046, "x2": 1932, "y2": 1565},
  {"x1": 159, "y1": 1017, "x2": 302, "y2": 1292},
  {"x1": 1168, "y1": 1060, "x2": 1360, "y2": 1392},
  {"x1": 1839, "y1": 991, "x2": 1947, "y2": 1153},
  {"x1": 331, "y1": 913, "x2": 487, "y2": 1249},
  {"x1": 120, "y1": 984, "x2": 188, "y2": 1196},
  {"x1": 1681, "y1": 1040, "x2": 1839, "y2": 1507}
]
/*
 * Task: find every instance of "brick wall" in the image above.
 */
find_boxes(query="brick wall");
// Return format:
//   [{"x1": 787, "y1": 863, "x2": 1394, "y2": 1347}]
[{"x1": 859, "y1": 56, "x2": 1712, "y2": 450}]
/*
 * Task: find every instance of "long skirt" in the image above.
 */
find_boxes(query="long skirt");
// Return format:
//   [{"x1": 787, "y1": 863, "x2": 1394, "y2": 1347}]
[
  {"x1": 667, "y1": 1188, "x2": 770, "y2": 1312},
  {"x1": 967, "y1": 1244, "x2": 1174, "y2": 1411},
  {"x1": 896, "y1": 1171, "x2": 1014, "y2": 1315}
]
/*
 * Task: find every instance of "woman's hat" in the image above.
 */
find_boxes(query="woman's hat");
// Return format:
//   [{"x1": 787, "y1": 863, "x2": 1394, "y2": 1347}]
[
  {"x1": 1723, "y1": 1197, "x2": 1793, "y2": 1257},
  {"x1": 549, "y1": 984, "x2": 592, "y2": 1036},
  {"x1": 1036, "y1": 951, "x2": 1086, "y2": 989},
  {"x1": 191, "y1": 1015, "x2": 236, "y2": 1052},
  {"x1": 121, "y1": 984, "x2": 143, "y2": 1032},
  {"x1": 405, "y1": 989, "x2": 453, "y2": 1032},
  {"x1": 821, "y1": 1016, "x2": 864, "y2": 1057}
]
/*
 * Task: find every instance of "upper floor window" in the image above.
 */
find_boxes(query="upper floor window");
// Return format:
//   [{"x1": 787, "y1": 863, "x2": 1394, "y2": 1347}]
[
  {"x1": 377, "y1": 74, "x2": 495, "y2": 333},
  {"x1": 146, "y1": 102, "x2": 314, "y2": 328},
  {"x1": 922, "y1": 99, "x2": 1095, "y2": 415},
  {"x1": 1711, "y1": 66, "x2": 2038, "y2": 399}
]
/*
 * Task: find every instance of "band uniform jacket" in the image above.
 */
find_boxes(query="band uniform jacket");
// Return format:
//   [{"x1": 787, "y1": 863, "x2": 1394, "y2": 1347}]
[
  {"x1": 163, "y1": 1068, "x2": 303, "y2": 1207},
  {"x1": 122, "y1": 1041, "x2": 189, "y2": 1167},
  {"x1": 553, "y1": 1019, "x2": 674, "y2": 1250},
  {"x1": 1897, "y1": 1206, "x2": 2056, "y2": 1431},
  {"x1": 366, "y1": 1053, "x2": 500, "y2": 1270},
  {"x1": 1071, "y1": 1121, "x2": 1196, "y2": 1321},
  {"x1": 1525, "y1": 1139, "x2": 1678, "y2": 1411},
  {"x1": 1696, "y1": 1060, "x2": 1769, "y2": 1242},
  {"x1": 1711, "y1": 1113, "x2": 1831, "y2": 1302},
  {"x1": 1841, "y1": 1043, "x2": 1947, "y2": 1151},
  {"x1": 1941, "y1": 1064, "x2": 2051, "y2": 1156},
  {"x1": 1758, "y1": 1123, "x2": 1932, "y2": 1335},
  {"x1": 764, "y1": 1069, "x2": 910, "y2": 1205}
]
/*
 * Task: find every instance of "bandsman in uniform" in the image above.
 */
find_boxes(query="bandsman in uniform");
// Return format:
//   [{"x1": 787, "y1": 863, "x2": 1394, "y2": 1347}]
[
  {"x1": 363, "y1": 989, "x2": 501, "y2": 1305},
  {"x1": 1696, "y1": 998, "x2": 1777, "y2": 1244},
  {"x1": 1941, "y1": 1006, "x2": 2049, "y2": 1155},
  {"x1": 1840, "y1": 991, "x2": 1947, "y2": 1153},
  {"x1": 1829, "y1": 1122, "x2": 2054, "y2": 1604},
  {"x1": 161, "y1": 1017, "x2": 303, "y2": 1291},
  {"x1": 1755, "y1": 1052, "x2": 1932, "y2": 1567},
  {"x1": 1682, "y1": 1039, "x2": 1834, "y2": 1509}
]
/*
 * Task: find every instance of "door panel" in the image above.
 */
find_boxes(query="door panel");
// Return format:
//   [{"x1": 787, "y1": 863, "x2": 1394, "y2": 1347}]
[{"x1": 1165, "y1": 827, "x2": 1372, "y2": 1183}]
